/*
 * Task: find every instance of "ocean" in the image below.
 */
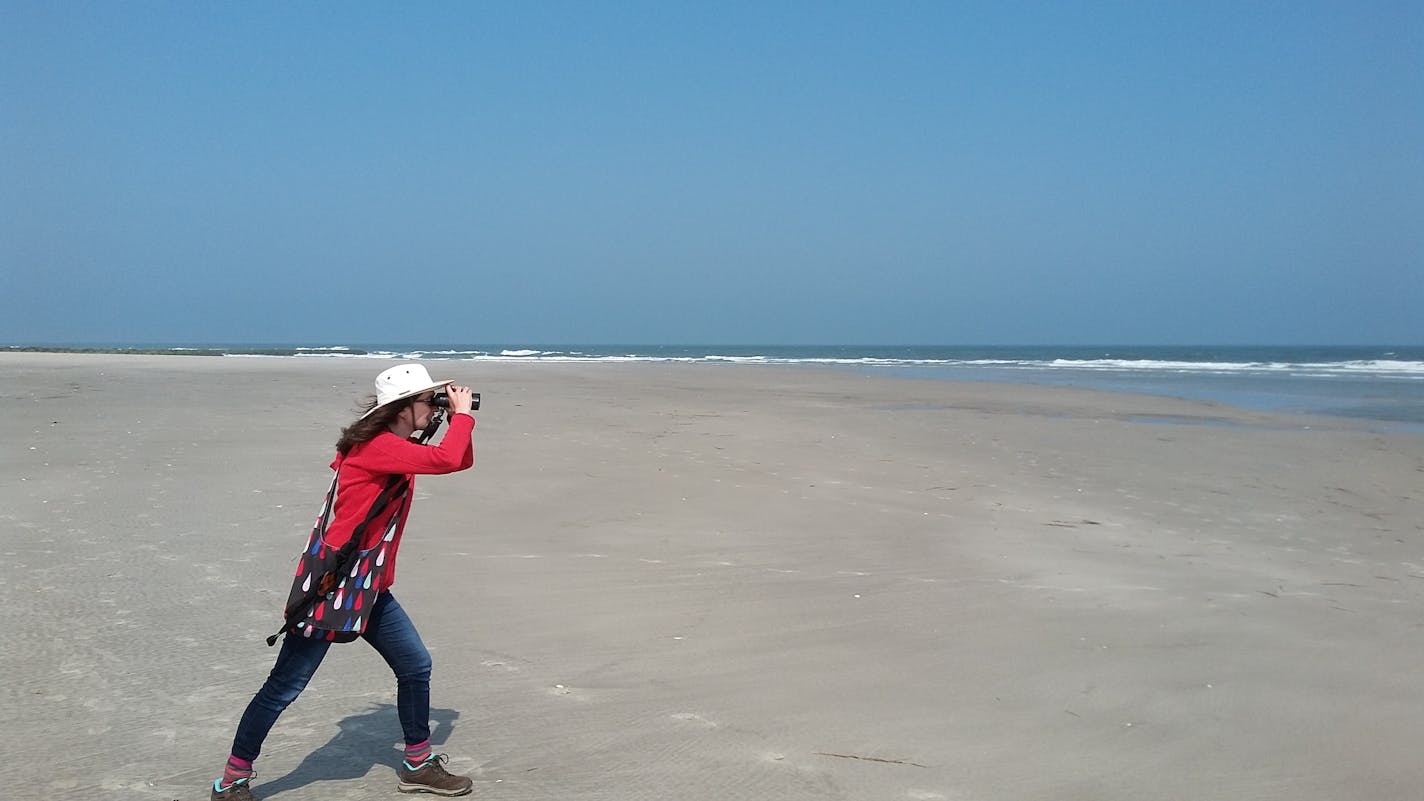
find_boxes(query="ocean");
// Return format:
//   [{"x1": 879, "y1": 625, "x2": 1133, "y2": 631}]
[{"x1": 9, "y1": 343, "x2": 1423, "y2": 431}]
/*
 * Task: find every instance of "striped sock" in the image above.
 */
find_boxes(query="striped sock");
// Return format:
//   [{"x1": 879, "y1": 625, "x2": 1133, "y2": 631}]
[
  {"x1": 219, "y1": 755, "x2": 254, "y2": 789},
  {"x1": 404, "y1": 740, "x2": 432, "y2": 767}
]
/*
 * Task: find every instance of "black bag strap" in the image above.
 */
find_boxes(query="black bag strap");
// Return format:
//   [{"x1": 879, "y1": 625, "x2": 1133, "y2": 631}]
[
  {"x1": 265, "y1": 472, "x2": 409, "y2": 646},
  {"x1": 311, "y1": 469, "x2": 340, "y2": 540},
  {"x1": 328, "y1": 472, "x2": 408, "y2": 566}
]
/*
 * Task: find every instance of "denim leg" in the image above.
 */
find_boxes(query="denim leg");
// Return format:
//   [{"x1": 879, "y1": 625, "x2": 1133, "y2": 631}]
[
  {"x1": 363, "y1": 592, "x2": 433, "y2": 746},
  {"x1": 230, "y1": 632, "x2": 332, "y2": 761}
]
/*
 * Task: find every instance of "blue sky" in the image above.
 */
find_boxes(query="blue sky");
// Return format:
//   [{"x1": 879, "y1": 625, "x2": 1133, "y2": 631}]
[{"x1": 2, "y1": 1, "x2": 1420, "y2": 345}]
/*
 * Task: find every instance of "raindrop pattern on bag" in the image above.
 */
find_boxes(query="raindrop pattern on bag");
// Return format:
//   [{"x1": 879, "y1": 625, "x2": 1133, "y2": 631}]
[{"x1": 281, "y1": 469, "x2": 410, "y2": 642}]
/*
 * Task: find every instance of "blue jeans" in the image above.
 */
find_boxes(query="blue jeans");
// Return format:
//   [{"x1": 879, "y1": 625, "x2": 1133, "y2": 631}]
[{"x1": 231, "y1": 592, "x2": 432, "y2": 761}]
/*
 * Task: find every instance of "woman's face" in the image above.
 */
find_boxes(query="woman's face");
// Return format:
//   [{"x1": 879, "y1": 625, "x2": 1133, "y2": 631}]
[{"x1": 407, "y1": 392, "x2": 438, "y2": 430}]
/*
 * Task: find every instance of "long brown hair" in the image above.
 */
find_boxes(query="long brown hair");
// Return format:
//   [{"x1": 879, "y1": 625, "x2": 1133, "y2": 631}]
[{"x1": 335, "y1": 395, "x2": 412, "y2": 455}]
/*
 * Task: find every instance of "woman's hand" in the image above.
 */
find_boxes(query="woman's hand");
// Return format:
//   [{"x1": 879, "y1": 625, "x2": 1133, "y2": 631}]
[{"x1": 444, "y1": 384, "x2": 475, "y2": 415}]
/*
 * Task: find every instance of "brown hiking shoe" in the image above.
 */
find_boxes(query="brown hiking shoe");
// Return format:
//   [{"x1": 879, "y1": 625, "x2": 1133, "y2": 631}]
[
  {"x1": 397, "y1": 754, "x2": 473, "y2": 796},
  {"x1": 211, "y1": 776, "x2": 258, "y2": 800}
]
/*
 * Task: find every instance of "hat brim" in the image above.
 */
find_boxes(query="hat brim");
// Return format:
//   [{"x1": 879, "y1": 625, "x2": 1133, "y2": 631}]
[{"x1": 359, "y1": 377, "x2": 450, "y2": 419}]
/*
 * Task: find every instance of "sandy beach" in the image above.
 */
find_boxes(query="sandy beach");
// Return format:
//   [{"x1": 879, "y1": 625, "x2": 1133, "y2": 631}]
[{"x1": 2, "y1": 352, "x2": 1422, "y2": 801}]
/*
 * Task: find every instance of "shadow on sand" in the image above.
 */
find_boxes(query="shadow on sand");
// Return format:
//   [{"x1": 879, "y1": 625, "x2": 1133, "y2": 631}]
[{"x1": 254, "y1": 704, "x2": 460, "y2": 799}]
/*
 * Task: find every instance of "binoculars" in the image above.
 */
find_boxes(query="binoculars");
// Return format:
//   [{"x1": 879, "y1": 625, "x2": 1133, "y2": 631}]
[{"x1": 431, "y1": 391, "x2": 481, "y2": 411}]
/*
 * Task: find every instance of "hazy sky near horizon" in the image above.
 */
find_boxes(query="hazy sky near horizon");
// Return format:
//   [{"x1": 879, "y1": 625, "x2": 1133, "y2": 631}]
[{"x1": 2, "y1": 2, "x2": 1420, "y2": 345}]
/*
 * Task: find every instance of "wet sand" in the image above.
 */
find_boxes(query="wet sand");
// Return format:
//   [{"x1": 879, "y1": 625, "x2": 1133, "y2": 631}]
[{"x1": 2, "y1": 352, "x2": 1422, "y2": 800}]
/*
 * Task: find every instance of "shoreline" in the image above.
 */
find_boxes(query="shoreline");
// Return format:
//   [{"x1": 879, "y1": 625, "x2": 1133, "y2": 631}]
[
  {"x1": 2, "y1": 347, "x2": 1417, "y2": 433},
  {"x1": 3, "y1": 353, "x2": 1422, "y2": 800}
]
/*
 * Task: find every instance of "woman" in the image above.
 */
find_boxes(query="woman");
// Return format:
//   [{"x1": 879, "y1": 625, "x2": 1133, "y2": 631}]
[{"x1": 212, "y1": 363, "x2": 478, "y2": 799}]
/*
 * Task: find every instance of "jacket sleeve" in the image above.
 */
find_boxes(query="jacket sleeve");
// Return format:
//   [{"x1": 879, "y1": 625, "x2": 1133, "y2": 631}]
[{"x1": 360, "y1": 414, "x2": 475, "y2": 475}]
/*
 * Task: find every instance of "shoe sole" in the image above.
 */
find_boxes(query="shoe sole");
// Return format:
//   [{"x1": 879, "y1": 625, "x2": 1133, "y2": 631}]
[{"x1": 397, "y1": 781, "x2": 473, "y2": 797}]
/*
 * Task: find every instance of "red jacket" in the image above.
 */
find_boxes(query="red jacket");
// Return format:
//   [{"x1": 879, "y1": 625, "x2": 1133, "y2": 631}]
[{"x1": 323, "y1": 413, "x2": 475, "y2": 590}]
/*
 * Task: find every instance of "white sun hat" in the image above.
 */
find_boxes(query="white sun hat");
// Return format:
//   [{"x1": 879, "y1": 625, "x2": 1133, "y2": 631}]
[{"x1": 361, "y1": 363, "x2": 449, "y2": 419}]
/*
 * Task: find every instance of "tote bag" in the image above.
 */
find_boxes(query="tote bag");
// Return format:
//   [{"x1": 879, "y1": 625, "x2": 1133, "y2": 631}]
[{"x1": 268, "y1": 470, "x2": 409, "y2": 645}]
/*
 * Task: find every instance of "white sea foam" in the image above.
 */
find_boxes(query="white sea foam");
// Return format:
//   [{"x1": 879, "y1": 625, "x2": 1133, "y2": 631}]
[
  {"x1": 390, "y1": 352, "x2": 1424, "y2": 377},
  {"x1": 205, "y1": 345, "x2": 1424, "y2": 380},
  {"x1": 1041, "y1": 358, "x2": 1424, "y2": 377}
]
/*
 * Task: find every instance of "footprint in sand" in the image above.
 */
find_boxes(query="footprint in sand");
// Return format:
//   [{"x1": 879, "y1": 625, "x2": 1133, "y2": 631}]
[{"x1": 669, "y1": 712, "x2": 718, "y2": 728}]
